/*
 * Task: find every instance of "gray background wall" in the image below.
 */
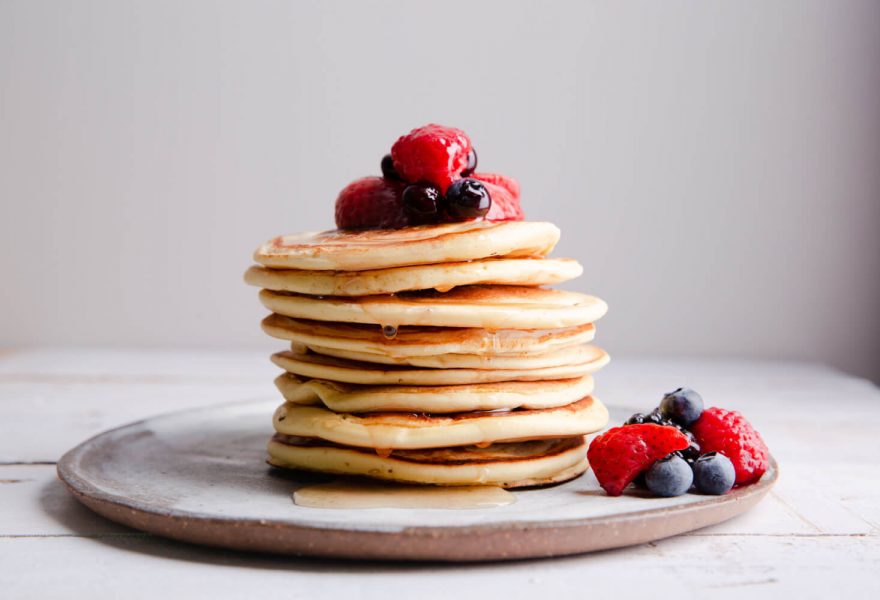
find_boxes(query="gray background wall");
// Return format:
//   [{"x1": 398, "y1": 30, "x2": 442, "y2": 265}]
[{"x1": 2, "y1": 0, "x2": 879, "y2": 381}]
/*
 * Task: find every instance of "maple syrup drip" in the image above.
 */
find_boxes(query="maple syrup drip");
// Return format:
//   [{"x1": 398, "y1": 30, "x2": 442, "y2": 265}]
[{"x1": 293, "y1": 480, "x2": 516, "y2": 510}]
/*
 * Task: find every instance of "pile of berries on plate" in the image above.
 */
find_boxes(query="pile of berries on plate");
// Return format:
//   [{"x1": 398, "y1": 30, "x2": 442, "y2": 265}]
[
  {"x1": 335, "y1": 124, "x2": 523, "y2": 230},
  {"x1": 588, "y1": 388, "x2": 770, "y2": 497}
]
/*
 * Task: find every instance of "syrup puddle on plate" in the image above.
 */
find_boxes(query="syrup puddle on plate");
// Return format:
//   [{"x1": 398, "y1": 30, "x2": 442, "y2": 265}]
[{"x1": 293, "y1": 480, "x2": 516, "y2": 510}]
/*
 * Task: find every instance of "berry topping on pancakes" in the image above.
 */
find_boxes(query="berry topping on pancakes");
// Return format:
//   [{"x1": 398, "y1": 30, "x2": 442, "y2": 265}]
[
  {"x1": 333, "y1": 124, "x2": 523, "y2": 229},
  {"x1": 402, "y1": 183, "x2": 442, "y2": 224},
  {"x1": 462, "y1": 148, "x2": 478, "y2": 177},
  {"x1": 391, "y1": 124, "x2": 472, "y2": 193},
  {"x1": 335, "y1": 177, "x2": 407, "y2": 230},
  {"x1": 482, "y1": 179, "x2": 524, "y2": 221},
  {"x1": 472, "y1": 172, "x2": 520, "y2": 199},
  {"x1": 380, "y1": 153, "x2": 402, "y2": 181},
  {"x1": 445, "y1": 178, "x2": 491, "y2": 219}
]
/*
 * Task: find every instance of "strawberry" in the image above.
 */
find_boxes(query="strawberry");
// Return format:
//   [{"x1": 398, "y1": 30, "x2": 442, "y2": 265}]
[
  {"x1": 472, "y1": 172, "x2": 521, "y2": 199},
  {"x1": 691, "y1": 407, "x2": 769, "y2": 485},
  {"x1": 334, "y1": 177, "x2": 407, "y2": 230},
  {"x1": 391, "y1": 124, "x2": 472, "y2": 193},
  {"x1": 588, "y1": 424, "x2": 690, "y2": 496},
  {"x1": 473, "y1": 172, "x2": 524, "y2": 221},
  {"x1": 483, "y1": 181, "x2": 524, "y2": 221}
]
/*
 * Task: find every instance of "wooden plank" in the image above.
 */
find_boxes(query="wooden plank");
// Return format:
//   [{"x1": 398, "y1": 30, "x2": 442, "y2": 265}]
[
  {"x1": 0, "y1": 465, "x2": 133, "y2": 536},
  {"x1": 0, "y1": 381, "x2": 277, "y2": 462},
  {"x1": 0, "y1": 535, "x2": 876, "y2": 598},
  {"x1": 0, "y1": 348, "x2": 278, "y2": 382}
]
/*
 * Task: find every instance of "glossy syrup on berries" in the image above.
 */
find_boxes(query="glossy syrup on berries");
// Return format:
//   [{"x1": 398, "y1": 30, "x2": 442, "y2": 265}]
[
  {"x1": 445, "y1": 178, "x2": 491, "y2": 219},
  {"x1": 461, "y1": 148, "x2": 478, "y2": 177},
  {"x1": 402, "y1": 184, "x2": 442, "y2": 224},
  {"x1": 381, "y1": 154, "x2": 401, "y2": 181}
]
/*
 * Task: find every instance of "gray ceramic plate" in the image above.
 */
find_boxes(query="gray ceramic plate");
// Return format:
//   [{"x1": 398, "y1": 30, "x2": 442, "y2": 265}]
[{"x1": 57, "y1": 400, "x2": 776, "y2": 562}]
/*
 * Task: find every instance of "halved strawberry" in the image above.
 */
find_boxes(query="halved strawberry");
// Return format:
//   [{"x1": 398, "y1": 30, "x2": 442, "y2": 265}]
[
  {"x1": 588, "y1": 424, "x2": 690, "y2": 496},
  {"x1": 483, "y1": 181, "x2": 524, "y2": 221},
  {"x1": 472, "y1": 172, "x2": 520, "y2": 199},
  {"x1": 334, "y1": 177, "x2": 407, "y2": 230}
]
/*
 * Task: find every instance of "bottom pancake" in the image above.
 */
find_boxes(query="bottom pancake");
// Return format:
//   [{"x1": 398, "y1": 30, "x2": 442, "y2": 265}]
[{"x1": 267, "y1": 435, "x2": 589, "y2": 488}]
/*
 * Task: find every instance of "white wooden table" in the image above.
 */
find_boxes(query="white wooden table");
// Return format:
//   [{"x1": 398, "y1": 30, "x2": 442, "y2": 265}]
[{"x1": 1, "y1": 349, "x2": 878, "y2": 598}]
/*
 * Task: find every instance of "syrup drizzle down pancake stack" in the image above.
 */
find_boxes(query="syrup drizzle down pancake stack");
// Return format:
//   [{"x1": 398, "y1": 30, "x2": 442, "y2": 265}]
[{"x1": 246, "y1": 220, "x2": 610, "y2": 488}]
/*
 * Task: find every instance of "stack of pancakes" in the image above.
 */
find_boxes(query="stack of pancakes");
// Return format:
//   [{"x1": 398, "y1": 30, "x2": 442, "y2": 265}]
[{"x1": 246, "y1": 220, "x2": 610, "y2": 488}]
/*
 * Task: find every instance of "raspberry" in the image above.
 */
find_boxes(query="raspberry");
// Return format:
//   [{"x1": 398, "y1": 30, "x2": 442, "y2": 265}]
[
  {"x1": 483, "y1": 181, "x2": 524, "y2": 221},
  {"x1": 472, "y1": 172, "x2": 521, "y2": 199},
  {"x1": 588, "y1": 424, "x2": 690, "y2": 496},
  {"x1": 391, "y1": 124, "x2": 472, "y2": 193},
  {"x1": 334, "y1": 177, "x2": 407, "y2": 230},
  {"x1": 691, "y1": 408, "x2": 769, "y2": 485}
]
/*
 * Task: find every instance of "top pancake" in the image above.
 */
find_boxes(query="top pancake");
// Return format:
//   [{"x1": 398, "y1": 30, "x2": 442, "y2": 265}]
[{"x1": 253, "y1": 221, "x2": 560, "y2": 271}]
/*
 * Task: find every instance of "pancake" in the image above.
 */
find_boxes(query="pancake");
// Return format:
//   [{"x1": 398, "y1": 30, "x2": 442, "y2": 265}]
[
  {"x1": 259, "y1": 286, "x2": 608, "y2": 329},
  {"x1": 267, "y1": 436, "x2": 589, "y2": 488},
  {"x1": 275, "y1": 373, "x2": 595, "y2": 413},
  {"x1": 271, "y1": 347, "x2": 610, "y2": 385},
  {"x1": 244, "y1": 257, "x2": 582, "y2": 296},
  {"x1": 272, "y1": 396, "x2": 608, "y2": 449},
  {"x1": 253, "y1": 221, "x2": 561, "y2": 271},
  {"x1": 305, "y1": 343, "x2": 599, "y2": 370},
  {"x1": 261, "y1": 314, "x2": 596, "y2": 357}
]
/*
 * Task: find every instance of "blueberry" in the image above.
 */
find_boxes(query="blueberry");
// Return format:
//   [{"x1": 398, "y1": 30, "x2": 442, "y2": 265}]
[
  {"x1": 402, "y1": 184, "x2": 441, "y2": 224},
  {"x1": 644, "y1": 408, "x2": 666, "y2": 425},
  {"x1": 626, "y1": 412, "x2": 647, "y2": 425},
  {"x1": 644, "y1": 454, "x2": 693, "y2": 497},
  {"x1": 673, "y1": 441, "x2": 702, "y2": 465},
  {"x1": 692, "y1": 452, "x2": 736, "y2": 495},
  {"x1": 381, "y1": 154, "x2": 401, "y2": 181},
  {"x1": 461, "y1": 148, "x2": 478, "y2": 177},
  {"x1": 445, "y1": 178, "x2": 491, "y2": 219},
  {"x1": 659, "y1": 387, "x2": 704, "y2": 426}
]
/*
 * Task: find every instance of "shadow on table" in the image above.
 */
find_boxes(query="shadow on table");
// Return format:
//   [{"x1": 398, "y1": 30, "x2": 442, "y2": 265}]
[{"x1": 39, "y1": 476, "x2": 650, "y2": 572}]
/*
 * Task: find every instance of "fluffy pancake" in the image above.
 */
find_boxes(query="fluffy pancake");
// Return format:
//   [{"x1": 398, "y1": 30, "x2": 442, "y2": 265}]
[
  {"x1": 261, "y1": 314, "x2": 596, "y2": 357},
  {"x1": 259, "y1": 286, "x2": 608, "y2": 329},
  {"x1": 244, "y1": 257, "x2": 582, "y2": 296},
  {"x1": 305, "y1": 343, "x2": 598, "y2": 370},
  {"x1": 272, "y1": 396, "x2": 608, "y2": 449},
  {"x1": 271, "y1": 347, "x2": 610, "y2": 385},
  {"x1": 254, "y1": 221, "x2": 560, "y2": 271},
  {"x1": 276, "y1": 373, "x2": 595, "y2": 413},
  {"x1": 267, "y1": 436, "x2": 589, "y2": 488}
]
